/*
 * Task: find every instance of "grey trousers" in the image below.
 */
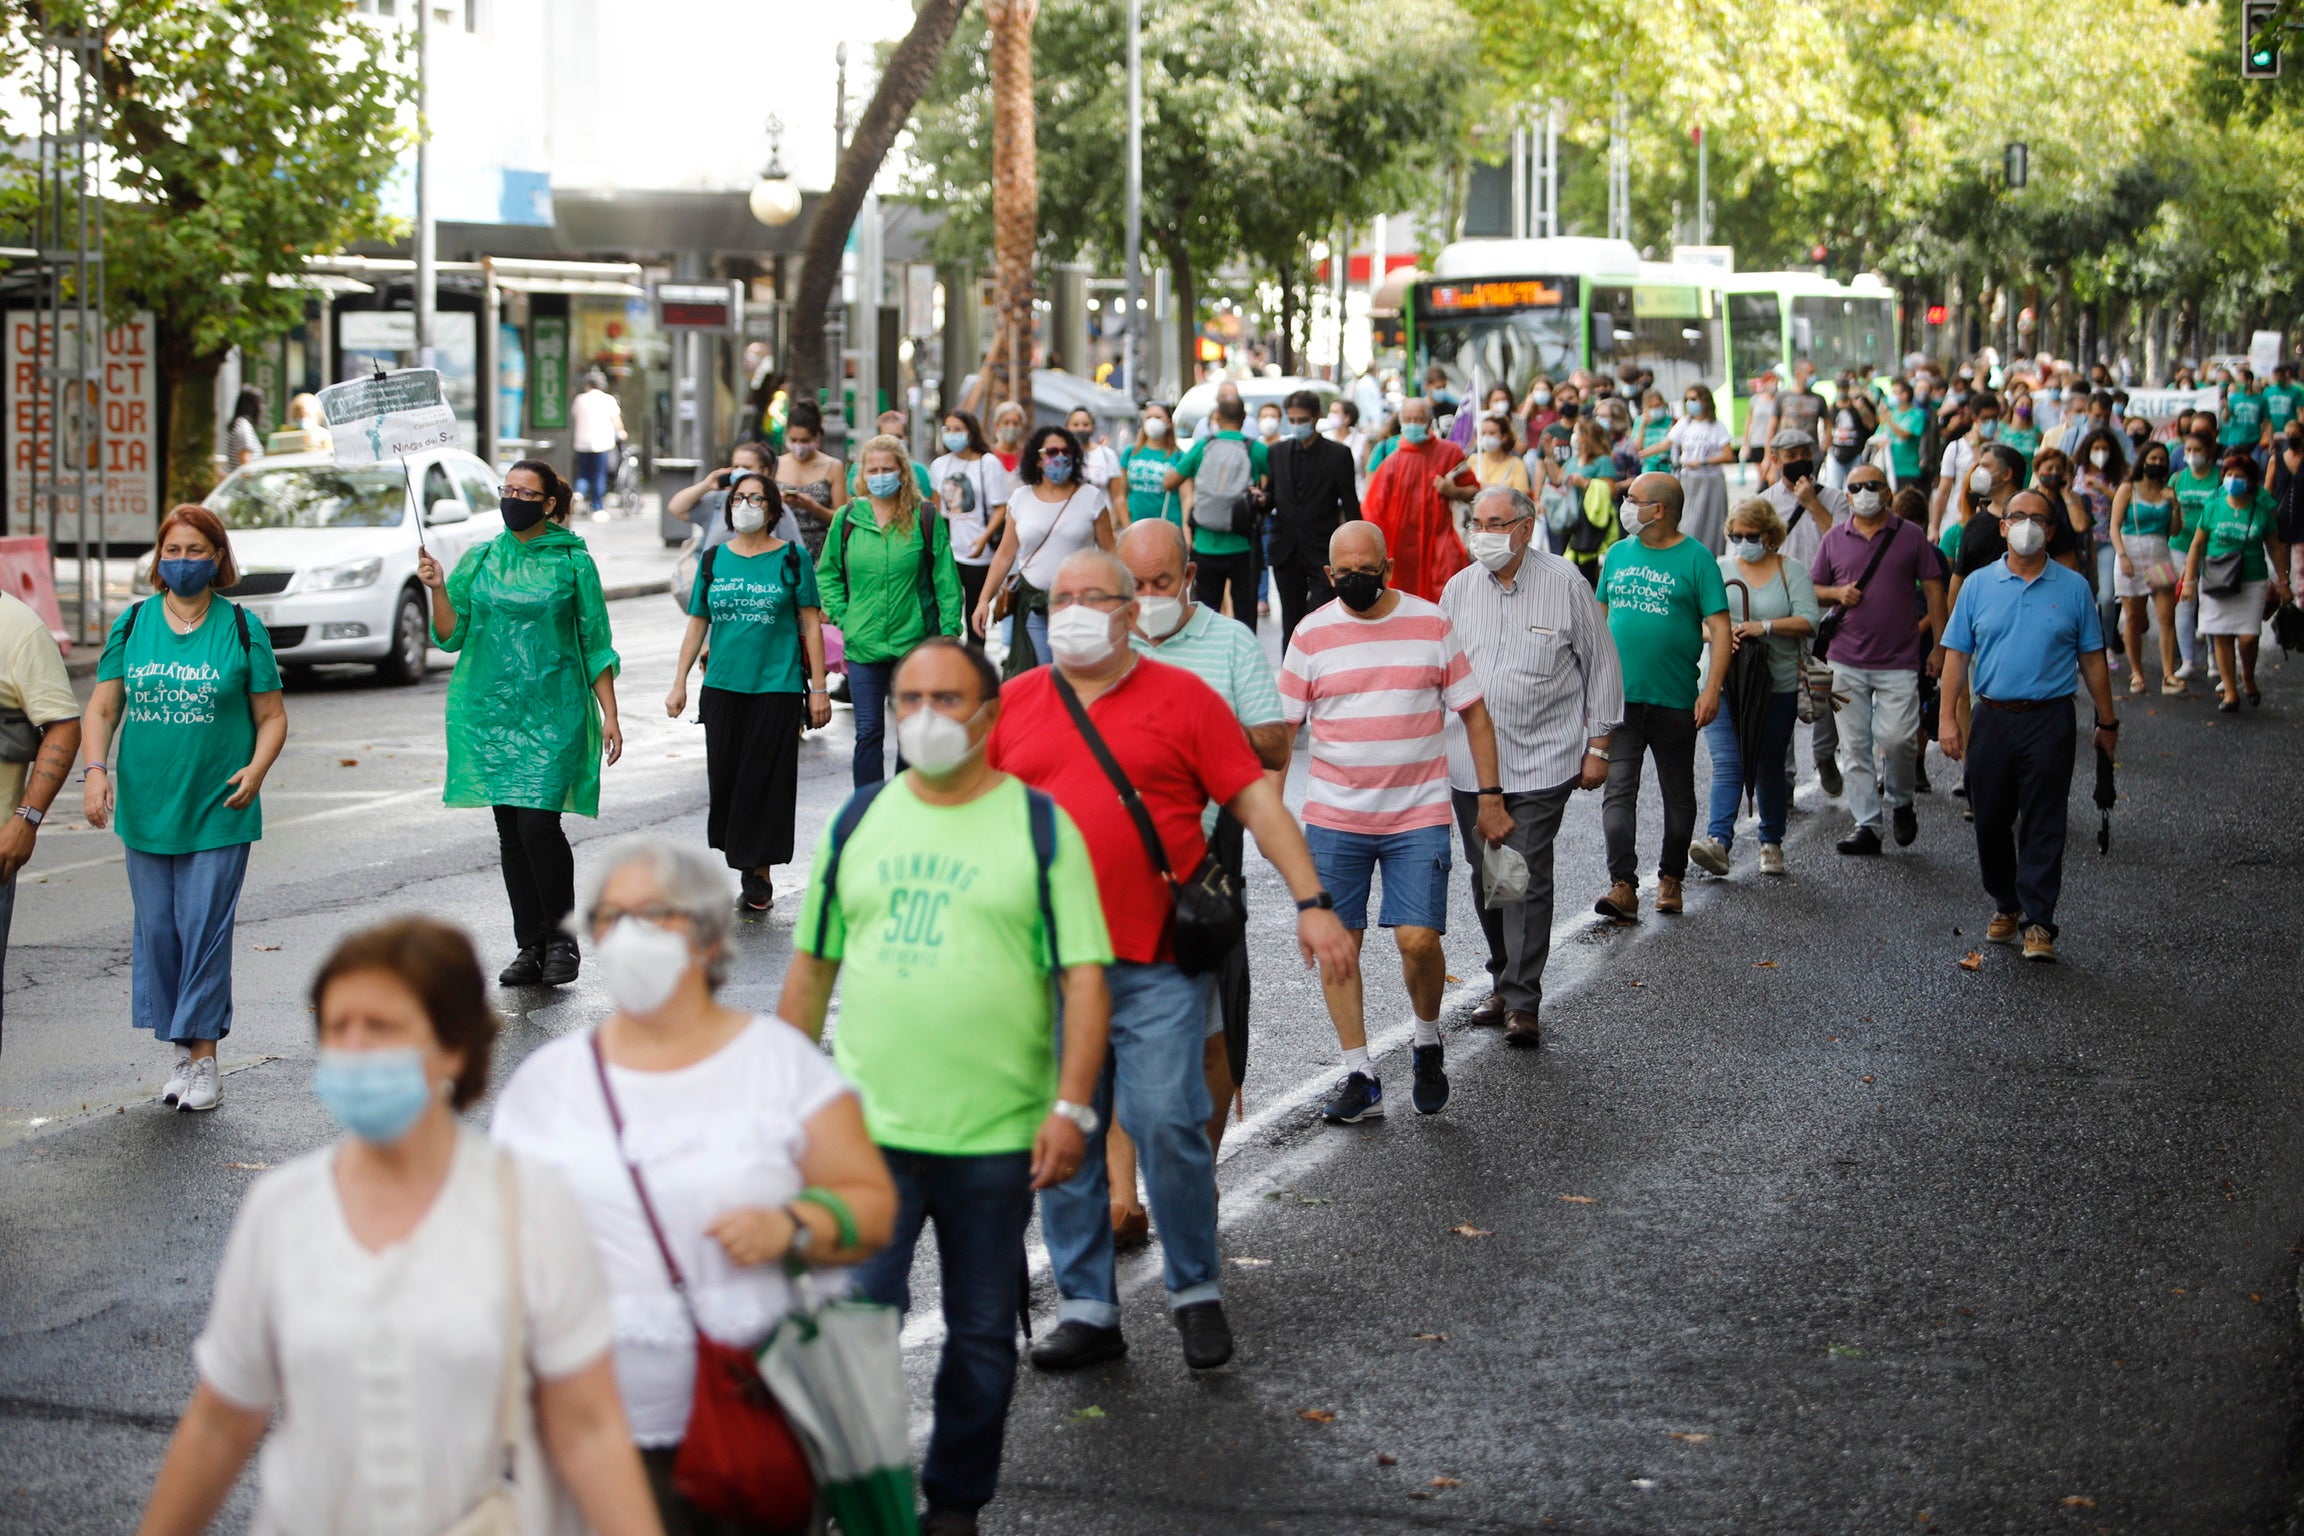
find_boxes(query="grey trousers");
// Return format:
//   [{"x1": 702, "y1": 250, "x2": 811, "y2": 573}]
[
  {"x1": 1604, "y1": 702, "x2": 1700, "y2": 882},
  {"x1": 1452, "y1": 781, "x2": 1575, "y2": 1015}
]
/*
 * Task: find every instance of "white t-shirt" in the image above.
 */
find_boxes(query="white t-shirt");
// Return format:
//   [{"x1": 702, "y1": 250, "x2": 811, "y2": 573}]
[
  {"x1": 194, "y1": 1129, "x2": 613, "y2": 1536},
  {"x1": 570, "y1": 389, "x2": 624, "y2": 454},
  {"x1": 1081, "y1": 440, "x2": 1122, "y2": 495},
  {"x1": 1005, "y1": 484, "x2": 1110, "y2": 589},
  {"x1": 1668, "y1": 416, "x2": 1733, "y2": 472},
  {"x1": 490, "y1": 1018, "x2": 854, "y2": 1447},
  {"x1": 929, "y1": 452, "x2": 1014, "y2": 566}
]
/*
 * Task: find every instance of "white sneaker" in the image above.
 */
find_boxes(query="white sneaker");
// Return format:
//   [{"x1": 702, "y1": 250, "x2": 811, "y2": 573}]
[
  {"x1": 179, "y1": 1056, "x2": 221, "y2": 1113},
  {"x1": 2174, "y1": 661, "x2": 2196, "y2": 681},
  {"x1": 1759, "y1": 844, "x2": 1787, "y2": 876},
  {"x1": 1687, "y1": 836, "x2": 1731, "y2": 876},
  {"x1": 161, "y1": 1044, "x2": 192, "y2": 1107}
]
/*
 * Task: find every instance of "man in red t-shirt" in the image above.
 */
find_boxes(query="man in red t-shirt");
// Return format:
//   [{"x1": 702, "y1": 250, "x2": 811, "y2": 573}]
[{"x1": 989, "y1": 548, "x2": 1354, "y2": 1375}]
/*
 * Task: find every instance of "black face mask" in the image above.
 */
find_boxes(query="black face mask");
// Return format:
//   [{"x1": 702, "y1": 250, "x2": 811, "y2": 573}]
[
  {"x1": 2141, "y1": 460, "x2": 2168, "y2": 481},
  {"x1": 503, "y1": 496, "x2": 548, "y2": 533},
  {"x1": 1332, "y1": 568, "x2": 1387, "y2": 613},
  {"x1": 1779, "y1": 459, "x2": 1814, "y2": 486},
  {"x1": 2128, "y1": 428, "x2": 2151, "y2": 446},
  {"x1": 1560, "y1": 402, "x2": 1581, "y2": 420}
]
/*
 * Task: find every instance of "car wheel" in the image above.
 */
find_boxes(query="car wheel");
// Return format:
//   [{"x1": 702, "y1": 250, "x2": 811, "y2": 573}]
[{"x1": 375, "y1": 586, "x2": 430, "y2": 685}]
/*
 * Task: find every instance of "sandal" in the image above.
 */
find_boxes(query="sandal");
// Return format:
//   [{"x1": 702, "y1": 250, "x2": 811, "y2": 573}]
[
  {"x1": 2128, "y1": 673, "x2": 2147, "y2": 696},
  {"x1": 2161, "y1": 677, "x2": 2188, "y2": 696}
]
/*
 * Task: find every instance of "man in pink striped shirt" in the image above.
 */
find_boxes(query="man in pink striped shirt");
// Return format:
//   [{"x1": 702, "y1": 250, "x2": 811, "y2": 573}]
[{"x1": 1281, "y1": 521, "x2": 1510, "y2": 1126}]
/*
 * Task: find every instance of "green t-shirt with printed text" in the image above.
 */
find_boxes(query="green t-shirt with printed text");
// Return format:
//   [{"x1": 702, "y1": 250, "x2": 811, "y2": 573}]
[
  {"x1": 687, "y1": 540, "x2": 819, "y2": 694},
  {"x1": 98, "y1": 598, "x2": 282, "y2": 855},
  {"x1": 1599, "y1": 535, "x2": 1729, "y2": 710}
]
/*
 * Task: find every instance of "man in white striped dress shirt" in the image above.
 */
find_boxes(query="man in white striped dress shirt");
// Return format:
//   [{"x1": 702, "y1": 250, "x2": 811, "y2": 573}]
[
  {"x1": 1280, "y1": 521, "x2": 1510, "y2": 1127},
  {"x1": 1441, "y1": 487, "x2": 1624, "y2": 1048}
]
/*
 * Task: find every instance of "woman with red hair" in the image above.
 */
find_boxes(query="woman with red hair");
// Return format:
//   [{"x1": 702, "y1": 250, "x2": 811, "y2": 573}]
[{"x1": 81, "y1": 505, "x2": 287, "y2": 1114}]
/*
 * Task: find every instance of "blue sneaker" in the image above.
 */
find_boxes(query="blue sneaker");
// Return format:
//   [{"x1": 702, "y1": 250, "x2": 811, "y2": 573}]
[
  {"x1": 1321, "y1": 1071, "x2": 1384, "y2": 1124},
  {"x1": 1411, "y1": 1043, "x2": 1449, "y2": 1114}
]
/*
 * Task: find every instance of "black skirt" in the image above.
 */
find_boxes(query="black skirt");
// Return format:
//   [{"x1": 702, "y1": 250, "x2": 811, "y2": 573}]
[{"x1": 699, "y1": 687, "x2": 805, "y2": 871}]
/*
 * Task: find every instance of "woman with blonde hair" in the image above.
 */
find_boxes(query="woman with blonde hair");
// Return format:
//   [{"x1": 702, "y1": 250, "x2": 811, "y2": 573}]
[{"x1": 816, "y1": 434, "x2": 964, "y2": 786}]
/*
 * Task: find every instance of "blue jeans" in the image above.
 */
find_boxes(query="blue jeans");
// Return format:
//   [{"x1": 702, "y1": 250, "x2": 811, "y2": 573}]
[
  {"x1": 1043, "y1": 961, "x2": 1219, "y2": 1327},
  {"x1": 853, "y1": 1149, "x2": 1035, "y2": 1517},
  {"x1": 573, "y1": 449, "x2": 610, "y2": 507},
  {"x1": 844, "y1": 658, "x2": 906, "y2": 787},
  {"x1": 1304, "y1": 822, "x2": 1453, "y2": 932},
  {"x1": 126, "y1": 843, "x2": 251, "y2": 1043},
  {"x1": 1704, "y1": 691, "x2": 1800, "y2": 847}
]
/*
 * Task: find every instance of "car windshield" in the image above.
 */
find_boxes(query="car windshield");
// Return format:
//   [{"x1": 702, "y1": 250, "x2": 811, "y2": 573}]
[{"x1": 207, "y1": 466, "x2": 408, "y2": 529}]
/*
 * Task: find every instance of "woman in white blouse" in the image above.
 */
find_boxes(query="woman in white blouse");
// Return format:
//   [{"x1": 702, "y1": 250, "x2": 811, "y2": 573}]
[
  {"x1": 971, "y1": 423, "x2": 1115, "y2": 673},
  {"x1": 492, "y1": 837, "x2": 894, "y2": 1531},
  {"x1": 1670, "y1": 383, "x2": 1737, "y2": 555},
  {"x1": 137, "y1": 918, "x2": 660, "y2": 1536}
]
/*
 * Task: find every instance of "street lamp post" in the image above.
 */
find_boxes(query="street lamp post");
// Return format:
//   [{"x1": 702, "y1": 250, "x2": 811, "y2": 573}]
[
  {"x1": 414, "y1": 0, "x2": 435, "y2": 367},
  {"x1": 750, "y1": 114, "x2": 802, "y2": 228},
  {"x1": 1122, "y1": 0, "x2": 1143, "y2": 401}
]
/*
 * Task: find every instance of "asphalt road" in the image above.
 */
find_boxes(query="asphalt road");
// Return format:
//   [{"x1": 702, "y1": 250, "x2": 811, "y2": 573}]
[{"x1": 4, "y1": 590, "x2": 2302, "y2": 1535}]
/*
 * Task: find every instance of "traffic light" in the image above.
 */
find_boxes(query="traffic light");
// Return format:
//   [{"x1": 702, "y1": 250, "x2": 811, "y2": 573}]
[{"x1": 2244, "y1": 0, "x2": 2280, "y2": 79}]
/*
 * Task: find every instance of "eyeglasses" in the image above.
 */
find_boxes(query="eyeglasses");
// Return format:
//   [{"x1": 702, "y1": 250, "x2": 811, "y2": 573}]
[
  {"x1": 730, "y1": 492, "x2": 771, "y2": 507},
  {"x1": 1048, "y1": 590, "x2": 1129, "y2": 612},
  {"x1": 584, "y1": 903, "x2": 693, "y2": 937},
  {"x1": 1039, "y1": 446, "x2": 1073, "y2": 460},
  {"x1": 497, "y1": 486, "x2": 547, "y2": 502},
  {"x1": 1468, "y1": 515, "x2": 1530, "y2": 533}
]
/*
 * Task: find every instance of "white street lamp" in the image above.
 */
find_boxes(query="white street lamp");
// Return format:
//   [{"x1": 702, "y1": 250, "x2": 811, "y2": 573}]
[{"x1": 750, "y1": 114, "x2": 802, "y2": 228}]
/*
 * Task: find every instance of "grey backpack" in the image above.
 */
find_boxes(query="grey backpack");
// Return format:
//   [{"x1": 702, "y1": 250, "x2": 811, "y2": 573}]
[{"x1": 1193, "y1": 436, "x2": 1255, "y2": 535}]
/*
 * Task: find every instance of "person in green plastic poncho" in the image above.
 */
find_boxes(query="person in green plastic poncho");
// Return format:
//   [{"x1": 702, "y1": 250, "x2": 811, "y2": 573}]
[{"x1": 418, "y1": 459, "x2": 622, "y2": 989}]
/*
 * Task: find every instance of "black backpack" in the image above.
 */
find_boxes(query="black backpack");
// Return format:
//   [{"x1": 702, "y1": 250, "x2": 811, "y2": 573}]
[
  {"x1": 695, "y1": 539, "x2": 803, "y2": 605},
  {"x1": 121, "y1": 595, "x2": 253, "y2": 651}
]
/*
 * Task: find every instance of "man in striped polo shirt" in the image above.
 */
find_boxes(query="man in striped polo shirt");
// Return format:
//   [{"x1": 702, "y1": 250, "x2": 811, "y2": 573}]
[{"x1": 1282, "y1": 521, "x2": 1510, "y2": 1125}]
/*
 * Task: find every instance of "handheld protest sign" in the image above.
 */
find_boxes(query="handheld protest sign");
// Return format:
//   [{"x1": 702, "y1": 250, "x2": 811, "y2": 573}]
[{"x1": 317, "y1": 366, "x2": 457, "y2": 561}]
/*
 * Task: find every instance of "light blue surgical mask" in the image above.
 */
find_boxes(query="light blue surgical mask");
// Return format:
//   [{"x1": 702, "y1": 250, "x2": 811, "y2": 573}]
[
  {"x1": 312, "y1": 1047, "x2": 436, "y2": 1145},
  {"x1": 1284, "y1": 421, "x2": 1314, "y2": 441},
  {"x1": 1729, "y1": 536, "x2": 1767, "y2": 563},
  {"x1": 2225, "y1": 476, "x2": 2250, "y2": 500},
  {"x1": 866, "y1": 470, "x2": 905, "y2": 499},
  {"x1": 942, "y1": 430, "x2": 969, "y2": 453},
  {"x1": 1401, "y1": 422, "x2": 1430, "y2": 445}
]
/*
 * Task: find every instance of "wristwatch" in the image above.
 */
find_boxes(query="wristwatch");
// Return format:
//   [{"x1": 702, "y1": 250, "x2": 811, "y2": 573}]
[
  {"x1": 783, "y1": 1205, "x2": 815, "y2": 1258},
  {"x1": 1477, "y1": 785, "x2": 1505, "y2": 797},
  {"x1": 1295, "y1": 889, "x2": 1335, "y2": 912},
  {"x1": 13, "y1": 804, "x2": 40, "y2": 827},
  {"x1": 1052, "y1": 1098, "x2": 1101, "y2": 1136}
]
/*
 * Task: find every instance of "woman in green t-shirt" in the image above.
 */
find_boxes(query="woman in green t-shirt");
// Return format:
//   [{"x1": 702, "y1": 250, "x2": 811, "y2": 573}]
[
  {"x1": 667, "y1": 472, "x2": 830, "y2": 911},
  {"x1": 2181, "y1": 452, "x2": 2292, "y2": 712},
  {"x1": 419, "y1": 460, "x2": 622, "y2": 990},
  {"x1": 81, "y1": 504, "x2": 286, "y2": 1114},
  {"x1": 1116, "y1": 402, "x2": 1185, "y2": 529}
]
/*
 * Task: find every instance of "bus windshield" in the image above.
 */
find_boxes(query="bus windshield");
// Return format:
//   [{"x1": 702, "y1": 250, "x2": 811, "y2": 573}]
[
  {"x1": 1589, "y1": 282, "x2": 1718, "y2": 399},
  {"x1": 1792, "y1": 295, "x2": 1897, "y2": 381},
  {"x1": 1413, "y1": 276, "x2": 1579, "y2": 403}
]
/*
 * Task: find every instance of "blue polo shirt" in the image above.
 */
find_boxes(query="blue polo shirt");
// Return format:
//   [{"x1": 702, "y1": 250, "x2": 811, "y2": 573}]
[{"x1": 1942, "y1": 557, "x2": 2103, "y2": 702}]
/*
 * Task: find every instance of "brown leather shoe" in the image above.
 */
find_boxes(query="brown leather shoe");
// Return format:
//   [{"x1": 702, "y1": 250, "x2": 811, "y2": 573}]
[
  {"x1": 1468, "y1": 992, "x2": 1508, "y2": 1026},
  {"x1": 1504, "y1": 1009, "x2": 1542, "y2": 1049},
  {"x1": 1655, "y1": 875, "x2": 1684, "y2": 914},
  {"x1": 1111, "y1": 1204, "x2": 1151, "y2": 1251},
  {"x1": 1595, "y1": 880, "x2": 1639, "y2": 920},
  {"x1": 1985, "y1": 911, "x2": 2022, "y2": 944}
]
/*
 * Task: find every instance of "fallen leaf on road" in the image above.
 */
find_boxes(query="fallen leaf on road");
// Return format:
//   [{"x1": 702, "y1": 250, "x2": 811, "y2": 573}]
[
  {"x1": 252, "y1": 944, "x2": 281, "y2": 952},
  {"x1": 1448, "y1": 1223, "x2": 1493, "y2": 1237},
  {"x1": 1298, "y1": 1408, "x2": 1336, "y2": 1423},
  {"x1": 1414, "y1": 1332, "x2": 1449, "y2": 1342},
  {"x1": 1753, "y1": 960, "x2": 1778, "y2": 969},
  {"x1": 1861, "y1": 1075, "x2": 1876, "y2": 1084},
  {"x1": 1827, "y1": 1343, "x2": 1865, "y2": 1358},
  {"x1": 1958, "y1": 952, "x2": 1984, "y2": 971},
  {"x1": 2251, "y1": 1292, "x2": 2263, "y2": 1303},
  {"x1": 1560, "y1": 1194, "x2": 1597, "y2": 1204},
  {"x1": 1445, "y1": 974, "x2": 1462, "y2": 983},
  {"x1": 1670, "y1": 1431, "x2": 1712, "y2": 1443},
  {"x1": 1071, "y1": 1406, "x2": 1105, "y2": 1421},
  {"x1": 2170, "y1": 1287, "x2": 2187, "y2": 1296},
  {"x1": 1627, "y1": 979, "x2": 1646, "y2": 987},
  {"x1": 223, "y1": 1162, "x2": 270, "y2": 1171},
  {"x1": 1376, "y1": 1453, "x2": 1398, "y2": 1466},
  {"x1": 1408, "y1": 1491, "x2": 1431, "y2": 1500},
  {"x1": 1429, "y1": 1477, "x2": 1461, "y2": 1488},
  {"x1": 338, "y1": 758, "x2": 358, "y2": 767},
  {"x1": 2062, "y1": 1496, "x2": 2097, "y2": 1509}
]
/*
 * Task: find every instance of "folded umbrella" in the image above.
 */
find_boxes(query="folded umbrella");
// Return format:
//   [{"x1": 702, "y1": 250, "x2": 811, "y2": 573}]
[
  {"x1": 2094, "y1": 740, "x2": 2117, "y2": 856},
  {"x1": 1719, "y1": 580, "x2": 1776, "y2": 807},
  {"x1": 758, "y1": 1271, "x2": 920, "y2": 1536}
]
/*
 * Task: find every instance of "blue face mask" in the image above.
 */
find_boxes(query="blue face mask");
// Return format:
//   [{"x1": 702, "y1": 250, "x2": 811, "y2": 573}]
[
  {"x1": 157, "y1": 558, "x2": 217, "y2": 598},
  {"x1": 1401, "y1": 422, "x2": 1431, "y2": 445},
  {"x1": 1284, "y1": 421, "x2": 1314, "y2": 440},
  {"x1": 2226, "y1": 476, "x2": 2250, "y2": 499},
  {"x1": 942, "y1": 430, "x2": 969, "y2": 453},
  {"x1": 866, "y1": 470, "x2": 905, "y2": 499},
  {"x1": 312, "y1": 1047, "x2": 436, "y2": 1145},
  {"x1": 1042, "y1": 455, "x2": 1075, "y2": 484}
]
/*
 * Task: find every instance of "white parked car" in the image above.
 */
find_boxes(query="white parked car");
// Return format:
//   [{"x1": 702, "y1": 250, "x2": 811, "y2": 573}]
[{"x1": 204, "y1": 448, "x2": 506, "y2": 684}]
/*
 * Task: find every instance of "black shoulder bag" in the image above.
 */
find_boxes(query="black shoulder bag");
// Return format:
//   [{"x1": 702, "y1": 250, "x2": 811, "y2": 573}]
[
  {"x1": 2202, "y1": 503, "x2": 2264, "y2": 598},
  {"x1": 1812, "y1": 519, "x2": 1899, "y2": 662},
  {"x1": 1051, "y1": 668, "x2": 1243, "y2": 976}
]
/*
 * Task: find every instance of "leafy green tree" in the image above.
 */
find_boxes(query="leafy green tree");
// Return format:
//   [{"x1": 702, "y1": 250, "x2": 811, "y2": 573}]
[{"x1": 2, "y1": 1, "x2": 412, "y2": 504}]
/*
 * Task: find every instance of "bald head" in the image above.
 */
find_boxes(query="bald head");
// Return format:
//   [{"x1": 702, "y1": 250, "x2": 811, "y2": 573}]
[
  {"x1": 1628, "y1": 472, "x2": 1683, "y2": 522},
  {"x1": 1329, "y1": 520, "x2": 1386, "y2": 567},
  {"x1": 1117, "y1": 518, "x2": 1191, "y2": 591}
]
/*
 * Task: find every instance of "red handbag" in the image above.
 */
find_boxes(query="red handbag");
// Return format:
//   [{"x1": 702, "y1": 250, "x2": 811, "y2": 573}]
[{"x1": 590, "y1": 1033, "x2": 816, "y2": 1531}]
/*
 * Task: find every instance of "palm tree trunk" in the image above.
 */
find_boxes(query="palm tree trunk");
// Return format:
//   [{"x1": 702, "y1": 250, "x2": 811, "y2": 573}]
[
  {"x1": 986, "y1": 0, "x2": 1039, "y2": 410},
  {"x1": 786, "y1": 0, "x2": 976, "y2": 409}
]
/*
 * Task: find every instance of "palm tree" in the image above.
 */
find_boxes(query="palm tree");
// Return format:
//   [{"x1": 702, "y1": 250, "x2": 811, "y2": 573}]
[{"x1": 984, "y1": 0, "x2": 1039, "y2": 410}]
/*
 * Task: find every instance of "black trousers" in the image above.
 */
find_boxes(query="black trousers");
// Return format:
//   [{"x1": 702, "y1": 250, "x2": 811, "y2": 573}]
[
  {"x1": 492, "y1": 805, "x2": 575, "y2": 951},
  {"x1": 1272, "y1": 556, "x2": 1336, "y2": 650},
  {"x1": 1965, "y1": 700, "x2": 2076, "y2": 935},
  {"x1": 957, "y1": 561, "x2": 990, "y2": 642},
  {"x1": 1194, "y1": 548, "x2": 1259, "y2": 631},
  {"x1": 700, "y1": 686, "x2": 803, "y2": 871}
]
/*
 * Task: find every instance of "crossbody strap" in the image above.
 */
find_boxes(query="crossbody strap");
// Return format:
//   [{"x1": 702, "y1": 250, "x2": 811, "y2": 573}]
[
  {"x1": 1050, "y1": 667, "x2": 1174, "y2": 885},
  {"x1": 1846, "y1": 518, "x2": 1900, "y2": 594},
  {"x1": 588, "y1": 1031, "x2": 696, "y2": 1305},
  {"x1": 1012, "y1": 488, "x2": 1080, "y2": 585},
  {"x1": 490, "y1": 1150, "x2": 525, "y2": 1482}
]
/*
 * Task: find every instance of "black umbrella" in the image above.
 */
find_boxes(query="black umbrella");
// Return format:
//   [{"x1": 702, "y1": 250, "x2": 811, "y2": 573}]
[
  {"x1": 2272, "y1": 600, "x2": 2304, "y2": 657},
  {"x1": 1721, "y1": 579, "x2": 1776, "y2": 807},
  {"x1": 2094, "y1": 740, "x2": 2117, "y2": 855}
]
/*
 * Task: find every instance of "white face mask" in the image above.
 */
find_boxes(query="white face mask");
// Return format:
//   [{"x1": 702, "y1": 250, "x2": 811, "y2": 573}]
[
  {"x1": 1477, "y1": 435, "x2": 1503, "y2": 455},
  {"x1": 1728, "y1": 536, "x2": 1767, "y2": 563},
  {"x1": 1259, "y1": 418, "x2": 1282, "y2": 439},
  {"x1": 1466, "y1": 530, "x2": 1517, "y2": 571},
  {"x1": 1620, "y1": 502, "x2": 1648, "y2": 535},
  {"x1": 597, "y1": 917, "x2": 692, "y2": 1018},
  {"x1": 897, "y1": 704, "x2": 982, "y2": 777},
  {"x1": 1848, "y1": 488, "x2": 1883, "y2": 517},
  {"x1": 1143, "y1": 417, "x2": 1169, "y2": 439},
  {"x1": 730, "y1": 502, "x2": 767, "y2": 534},
  {"x1": 1134, "y1": 593, "x2": 1185, "y2": 639},
  {"x1": 1047, "y1": 603, "x2": 1119, "y2": 668},
  {"x1": 2188, "y1": 450, "x2": 2211, "y2": 472},
  {"x1": 1968, "y1": 466, "x2": 1994, "y2": 496},
  {"x1": 2089, "y1": 449, "x2": 2110, "y2": 469},
  {"x1": 789, "y1": 439, "x2": 817, "y2": 461},
  {"x1": 2005, "y1": 518, "x2": 2048, "y2": 557}
]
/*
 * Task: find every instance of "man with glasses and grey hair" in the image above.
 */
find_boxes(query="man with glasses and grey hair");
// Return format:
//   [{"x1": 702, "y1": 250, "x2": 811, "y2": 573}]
[
  {"x1": 989, "y1": 548, "x2": 1355, "y2": 1374},
  {"x1": 1441, "y1": 487, "x2": 1621, "y2": 1047}
]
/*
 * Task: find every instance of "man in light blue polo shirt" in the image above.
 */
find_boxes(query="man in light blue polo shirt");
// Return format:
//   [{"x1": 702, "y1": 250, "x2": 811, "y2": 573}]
[{"x1": 1937, "y1": 487, "x2": 2120, "y2": 965}]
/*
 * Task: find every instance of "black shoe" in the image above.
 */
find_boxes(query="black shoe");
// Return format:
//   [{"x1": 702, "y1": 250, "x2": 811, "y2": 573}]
[
  {"x1": 498, "y1": 945, "x2": 544, "y2": 986},
  {"x1": 1914, "y1": 760, "x2": 1933, "y2": 794},
  {"x1": 1410, "y1": 1043, "x2": 1449, "y2": 1114},
  {"x1": 922, "y1": 1513, "x2": 980, "y2": 1536},
  {"x1": 1028, "y1": 1319, "x2": 1128, "y2": 1372},
  {"x1": 739, "y1": 872, "x2": 773, "y2": 911},
  {"x1": 1891, "y1": 804, "x2": 1918, "y2": 847},
  {"x1": 1817, "y1": 760, "x2": 1844, "y2": 798},
  {"x1": 1952, "y1": 781, "x2": 1969, "y2": 800},
  {"x1": 1836, "y1": 827, "x2": 1883, "y2": 856},
  {"x1": 539, "y1": 936, "x2": 580, "y2": 986},
  {"x1": 1173, "y1": 1301, "x2": 1234, "y2": 1369},
  {"x1": 1320, "y1": 1071, "x2": 1384, "y2": 1124}
]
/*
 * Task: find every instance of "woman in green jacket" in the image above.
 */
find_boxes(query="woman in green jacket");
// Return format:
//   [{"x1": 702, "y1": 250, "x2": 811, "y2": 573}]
[
  {"x1": 417, "y1": 460, "x2": 621, "y2": 987},
  {"x1": 816, "y1": 434, "x2": 963, "y2": 786}
]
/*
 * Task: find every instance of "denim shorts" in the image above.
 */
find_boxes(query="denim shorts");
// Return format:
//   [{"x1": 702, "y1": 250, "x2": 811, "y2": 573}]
[{"x1": 1304, "y1": 822, "x2": 1452, "y2": 933}]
